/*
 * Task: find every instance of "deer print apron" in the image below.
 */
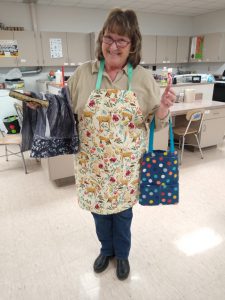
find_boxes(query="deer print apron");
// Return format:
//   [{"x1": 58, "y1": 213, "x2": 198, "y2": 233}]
[{"x1": 75, "y1": 60, "x2": 147, "y2": 214}]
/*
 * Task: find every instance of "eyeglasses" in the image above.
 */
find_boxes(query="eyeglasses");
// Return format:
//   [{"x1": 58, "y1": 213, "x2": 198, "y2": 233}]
[{"x1": 102, "y1": 36, "x2": 130, "y2": 48}]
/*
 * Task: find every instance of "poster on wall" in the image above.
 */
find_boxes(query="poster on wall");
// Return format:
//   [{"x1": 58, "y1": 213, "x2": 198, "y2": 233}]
[
  {"x1": 49, "y1": 38, "x2": 63, "y2": 59},
  {"x1": 190, "y1": 36, "x2": 204, "y2": 60},
  {"x1": 0, "y1": 40, "x2": 19, "y2": 57}
]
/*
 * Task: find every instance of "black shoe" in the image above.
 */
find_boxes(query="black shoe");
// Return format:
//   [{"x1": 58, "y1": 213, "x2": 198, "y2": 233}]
[
  {"x1": 93, "y1": 254, "x2": 110, "y2": 273},
  {"x1": 116, "y1": 259, "x2": 130, "y2": 280}
]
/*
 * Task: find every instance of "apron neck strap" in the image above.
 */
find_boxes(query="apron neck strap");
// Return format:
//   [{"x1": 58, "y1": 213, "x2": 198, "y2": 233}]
[
  {"x1": 95, "y1": 59, "x2": 105, "y2": 90},
  {"x1": 95, "y1": 59, "x2": 133, "y2": 90},
  {"x1": 127, "y1": 62, "x2": 133, "y2": 91}
]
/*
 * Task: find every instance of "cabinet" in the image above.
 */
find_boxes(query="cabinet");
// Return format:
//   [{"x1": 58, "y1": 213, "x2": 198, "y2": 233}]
[
  {"x1": 185, "y1": 108, "x2": 225, "y2": 148},
  {"x1": 0, "y1": 30, "x2": 39, "y2": 67},
  {"x1": 40, "y1": 32, "x2": 68, "y2": 66},
  {"x1": 14, "y1": 31, "x2": 39, "y2": 66},
  {"x1": 202, "y1": 33, "x2": 225, "y2": 62},
  {"x1": 41, "y1": 155, "x2": 75, "y2": 180},
  {"x1": 176, "y1": 36, "x2": 190, "y2": 63},
  {"x1": 66, "y1": 32, "x2": 91, "y2": 66},
  {"x1": 41, "y1": 31, "x2": 91, "y2": 66},
  {"x1": 200, "y1": 108, "x2": 225, "y2": 147},
  {"x1": 0, "y1": 31, "x2": 18, "y2": 67},
  {"x1": 90, "y1": 32, "x2": 99, "y2": 60},
  {"x1": 141, "y1": 35, "x2": 156, "y2": 64},
  {"x1": 156, "y1": 36, "x2": 177, "y2": 64}
]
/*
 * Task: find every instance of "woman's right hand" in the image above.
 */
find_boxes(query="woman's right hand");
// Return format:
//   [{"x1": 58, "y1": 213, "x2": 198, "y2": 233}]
[
  {"x1": 26, "y1": 102, "x2": 41, "y2": 110},
  {"x1": 24, "y1": 92, "x2": 41, "y2": 110}
]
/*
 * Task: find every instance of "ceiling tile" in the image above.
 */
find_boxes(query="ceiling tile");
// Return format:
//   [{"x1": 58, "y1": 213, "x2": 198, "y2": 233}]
[{"x1": 0, "y1": 0, "x2": 225, "y2": 16}]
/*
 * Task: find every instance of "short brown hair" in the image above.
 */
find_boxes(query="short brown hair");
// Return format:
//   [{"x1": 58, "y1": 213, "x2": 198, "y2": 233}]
[{"x1": 96, "y1": 8, "x2": 142, "y2": 68}]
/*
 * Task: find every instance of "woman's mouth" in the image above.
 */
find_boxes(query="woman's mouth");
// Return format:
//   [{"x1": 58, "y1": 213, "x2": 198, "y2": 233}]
[{"x1": 107, "y1": 50, "x2": 121, "y2": 56}]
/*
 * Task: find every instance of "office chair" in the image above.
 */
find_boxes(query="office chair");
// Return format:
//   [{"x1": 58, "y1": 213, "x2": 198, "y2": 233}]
[{"x1": 173, "y1": 109, "x2": 205, "y2": 164}]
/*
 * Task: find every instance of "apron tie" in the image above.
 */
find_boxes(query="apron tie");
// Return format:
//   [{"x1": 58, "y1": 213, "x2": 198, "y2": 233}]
[{"x1": 96, "y1": 59, "x2": 133, "y2": 90}]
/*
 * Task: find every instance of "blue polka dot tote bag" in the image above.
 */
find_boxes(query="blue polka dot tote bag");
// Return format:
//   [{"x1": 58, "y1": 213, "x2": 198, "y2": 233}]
[{"x1": 139, "y1": 117, "x2": 179, "y2": 206}]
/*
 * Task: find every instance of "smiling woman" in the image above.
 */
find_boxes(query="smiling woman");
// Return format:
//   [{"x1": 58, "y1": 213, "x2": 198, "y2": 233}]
[
  {"x1": 101, "y1": 31, "x2": 131, "y2": 81},
  {"x1": 96, "y1": 8, "x2": 142, "y2": 71},
  {"x1": 67, "y1": 7, "x2": 176, "y2": 281}
]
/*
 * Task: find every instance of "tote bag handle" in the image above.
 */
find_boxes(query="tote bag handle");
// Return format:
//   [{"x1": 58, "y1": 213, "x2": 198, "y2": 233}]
[{"x1": 148, "y1": 117, "x2": 175, "y2": 153}]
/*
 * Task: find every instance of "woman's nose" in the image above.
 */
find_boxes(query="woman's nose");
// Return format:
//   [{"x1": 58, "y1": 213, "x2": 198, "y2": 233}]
[{"x1": 109, "y1": 41, "x2": 118, "y2": 50}]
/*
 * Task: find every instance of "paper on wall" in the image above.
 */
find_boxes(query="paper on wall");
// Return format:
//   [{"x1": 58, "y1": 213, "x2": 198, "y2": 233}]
[{"x1": 49, "y1": 38, "x2": 63, "y2": 59}]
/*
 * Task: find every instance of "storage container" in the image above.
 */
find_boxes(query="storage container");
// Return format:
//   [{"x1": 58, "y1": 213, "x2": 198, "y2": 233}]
[{"x1": 184, "y1": 88, "x2": 195, "y2": 103}]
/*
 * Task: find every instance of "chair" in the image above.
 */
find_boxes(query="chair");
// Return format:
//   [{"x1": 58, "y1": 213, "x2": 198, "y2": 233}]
[
  {"x1": 14, "y1": 103, "x2": 23, "y2": 128},
  {"x1": 173, "y1": 109, "x2": 205, "y2": 164},
  {"x1": 0, "y1": 116, "x2": 27, "y2": 174}
]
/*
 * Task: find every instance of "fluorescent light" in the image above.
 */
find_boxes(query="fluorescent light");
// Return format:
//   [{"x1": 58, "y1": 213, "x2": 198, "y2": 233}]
[{"x1": 175, "y1": 227, "x2": 222, "y2": 256}]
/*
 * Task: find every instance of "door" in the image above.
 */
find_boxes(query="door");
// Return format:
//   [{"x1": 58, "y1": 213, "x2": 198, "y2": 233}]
[
  {"x1": 156, "y1": 36, "x2": 167, "y2": 63},
  {"x1": 167, "y1": 36, "x2": 177, "y2": 63},
  {"x1": 203, "y1": 33, "x2": 224, "y2": 62},
  {"x1": 156, "y1": 36, "x2": 177, "y2": 63},
  {"x1": 41, "y1": 32, "x2": 68, "y2": 66},
  {"x1": 200, "y1": 118, "x2": 225, "y2": 147},
  {"x1": 176, "y1": 36, "x2": 190, "y2": 63},
  {"x1": 67, "y1": 32, "x2": 91, "y2": 66},
  {"x1": 90, "y1": 32, "x2": 99, "y2": 60},
  {"x1": 14, "y1": 31, "x2": 39, "y2": 66},
  {"x1": 141, "y1": 35, "x2": 156, "y2": 64}
]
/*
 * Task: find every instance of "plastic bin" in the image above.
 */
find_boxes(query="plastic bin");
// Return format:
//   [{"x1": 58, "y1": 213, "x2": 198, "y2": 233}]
[{"x1": 3, "y1": 115, "x2": 20, "y2": 134}]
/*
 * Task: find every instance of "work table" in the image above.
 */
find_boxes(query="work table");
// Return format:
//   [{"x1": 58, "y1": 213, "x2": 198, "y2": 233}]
[
  {"x1": 159, "y1": 82, "x2": 214, "y2": 88},
  {"x1": 160, "y1": 82, "x2": 214, "y2": 102},
  {"x1": 170, "y1": 100, "x2": 225, "y2": 116},
  {"x1": 153, "y1": 99, "x2": 225, "y2": 151}
]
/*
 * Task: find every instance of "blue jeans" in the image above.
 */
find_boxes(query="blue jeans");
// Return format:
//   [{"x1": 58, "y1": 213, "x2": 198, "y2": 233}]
[{"x1": 92, "y1": 208, "x2": 133, "y2": 259}]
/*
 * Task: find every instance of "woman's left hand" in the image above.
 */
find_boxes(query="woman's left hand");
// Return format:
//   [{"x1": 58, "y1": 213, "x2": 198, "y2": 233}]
[{"x1": 160, "y1": 74, "x2": 176, "y2": 108}]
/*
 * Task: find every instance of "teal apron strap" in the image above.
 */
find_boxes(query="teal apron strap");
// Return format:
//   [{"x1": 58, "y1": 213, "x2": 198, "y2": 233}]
[
  {"x1": 149, "y1": 117, "x2": 175, "y2": 153},
  {"x1": 96, "y1": 60, "x2": 133, "y2": 90},
  {"x1": 127, "y1": 62, "x2": 133, "y2": 91},
  {"x1": 96, "y1": 59, "x2": 105, "y2": 90}
]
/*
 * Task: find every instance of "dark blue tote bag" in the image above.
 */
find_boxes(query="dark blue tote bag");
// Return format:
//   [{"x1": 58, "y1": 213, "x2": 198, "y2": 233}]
[{"x1": 139, "y1": 117, "x2": 179, "y2": 206}]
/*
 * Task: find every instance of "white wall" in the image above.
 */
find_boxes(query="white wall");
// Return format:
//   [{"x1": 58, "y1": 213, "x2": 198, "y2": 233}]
[
  {"x1": 0, "y1": 3, "x2": 193, "y2": 35},
  {"x1": 193, "y1": 9, "x2": 225, "y2": 35},
  {"x1": 0, "y1": 3, "x2": 32, "y2": 30},
  {"x1": 137, "y1": 12, "x2": 193, "y2": 36},
  {"x1": 37, "y1": 5, "x2": 193, "y2": 35}
]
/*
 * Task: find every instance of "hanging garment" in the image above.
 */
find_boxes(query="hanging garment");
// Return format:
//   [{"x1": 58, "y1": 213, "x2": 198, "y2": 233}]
[
  {"x1": 75, "y1": 60, "x2": 148, "y2": 215},
  {"x1": 21, "y1": 87, "x2": 79, "y2": 158}
]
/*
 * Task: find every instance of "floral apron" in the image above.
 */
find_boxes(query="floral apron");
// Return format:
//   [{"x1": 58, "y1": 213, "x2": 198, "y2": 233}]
[{"x1": 75, "y1": 60, "x2": 147, "y2": 214}]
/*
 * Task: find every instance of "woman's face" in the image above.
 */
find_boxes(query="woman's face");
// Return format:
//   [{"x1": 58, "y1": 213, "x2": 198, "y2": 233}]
[{"x1": 102, "y1": 31, "x2": 131, "y2": 69}]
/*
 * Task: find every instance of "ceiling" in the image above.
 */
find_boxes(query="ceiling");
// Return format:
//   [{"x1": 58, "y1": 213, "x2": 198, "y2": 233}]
[{"x1": 1, "y1": 0, "x2": 225, "y2": 17}]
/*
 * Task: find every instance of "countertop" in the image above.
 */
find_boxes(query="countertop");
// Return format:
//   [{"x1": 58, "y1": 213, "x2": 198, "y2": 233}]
[
  {"x1": 159, "y1": 82, "x2": 214, "y2": 88},
  {"x1": 170, "y1": 100, "x2": 225, "y2": 116}
]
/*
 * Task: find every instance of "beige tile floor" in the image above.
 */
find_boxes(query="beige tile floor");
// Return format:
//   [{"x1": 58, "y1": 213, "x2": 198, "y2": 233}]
[{"x1": 0, "y1": 142, "x2": 225, "y2": 300}]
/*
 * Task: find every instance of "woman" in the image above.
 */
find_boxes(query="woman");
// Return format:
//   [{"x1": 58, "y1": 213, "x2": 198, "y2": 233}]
[{"x1": 68, "y1": 8, "x2": 175, "y2": 280}]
